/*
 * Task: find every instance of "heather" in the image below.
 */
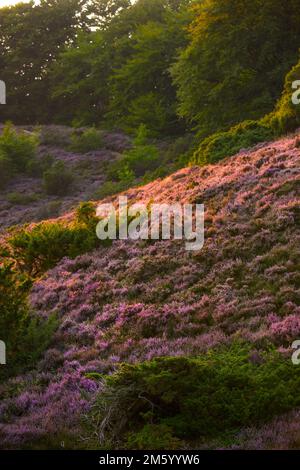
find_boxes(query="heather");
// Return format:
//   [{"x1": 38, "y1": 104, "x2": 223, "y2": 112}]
[
  {"x1": 0, "y1": 132, "x2": 299, "y2": 449},
  {"x1": 2, "y1": 0, "x2": 300, "y2": 452},
  {"x1": 0, "y1": 124, "x2": 131, "y2": 231}
]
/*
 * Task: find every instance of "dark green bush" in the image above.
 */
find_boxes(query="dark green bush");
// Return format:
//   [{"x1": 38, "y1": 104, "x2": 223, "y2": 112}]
[
  {"x1": 70, "y1": 128, "x2": 103, "y2": 153},
  {"x1": 107, "y1": 125, "x2": 160, "y2": 181},
  {"x1": 26, "y1": 153, "x2": 54, "y2": 177},
  {"x1": 0, "y1": 124, "x2": 39, "y2": 187},
  {"x1": 88, "y1": 345, "x2": 300, "y2": 449},
  {"x1": 7, "y1": 220, "x2": 99, "y2": 276},
  {"x1": 43, "y1": 161, "x2": 74, "y2": 196},
  {"x1": 0, "y1": 262, "x2": 58, "y2": 381},
  {"x1": 191, "y1": 120, "x2": 274, "y2": 166},
  {"x1": 263, "y1": 58, "x2": 300, "y2": 135}
]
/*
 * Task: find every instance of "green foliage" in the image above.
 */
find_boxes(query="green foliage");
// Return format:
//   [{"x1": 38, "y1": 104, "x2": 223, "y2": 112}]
[
  {"x1": 75, "y1": 201, "x2": 98, "y2": 230},
  {"x1": 192, "y1": 120, "x2": 274, "y2": 166},
  {"x1": 126, "y1": 424, "x2": 181, "y2": 450},
  {"x1": 70, "y1": 128, "x2": 104, "y2": 153},
  {"x1": 0, "y1": 262, "x2": 58, "y2": 380},
  {"x1": 0, "y1": 0, "x2": 89, "y2": 123},
  {"x1": 107, "y1": 125, "x2": 160, "y2": 181},
  {"x1": 88, "y1": 345, "x2": 300, "y2": 448},
  {"x1": 263, "y1": 57, "x2": 300, "y2": 135},
  {"x1": 172, "y1": 0, "x2": 300, "y2": 138},
  {"x1": 7, "y1": 220, "x2": 99, "y2": 276},
  {"x1": 51, "y1": 0, "x2": 190, "y2": 132},
  {"x1": 43, "y1": 161, "x2": 74, "y2": 196},
  {"x1": 0, "y1": 124, "x2": 38, "y2": 187}
]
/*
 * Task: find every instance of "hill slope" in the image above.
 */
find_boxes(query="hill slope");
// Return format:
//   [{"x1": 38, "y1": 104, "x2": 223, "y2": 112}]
[{"x1": 0, "y1": 132, "x2": 300, "y2": 449}]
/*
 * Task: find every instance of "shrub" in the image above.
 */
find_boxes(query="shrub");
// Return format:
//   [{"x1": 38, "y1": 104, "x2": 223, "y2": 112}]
[
  {"x1": 88, "y1": 344, "x2": 300, "y2": 448},
  {"x1": 107, "y1": 125, "x2": 160, "y2": 181},
  {"x1": 43, "y1": 161, "x2": 74, "y2": 196},
  {"x1": 7, "y1": 220, "x2": 99, "y2": 276},
  {"x1": 0, "y1": 123, "x2": 38, "y2": 173},
  {"x1": 0, "y1": 262, "x2": 58, "y2": 381},
  {"x1": 75, "y1": 202, "x2": 98, "y2": 230},
  {"x1": 164, "y1": 134, "x2": 195, "y2": 166},
  {"x1": 0, "y1": 151, "x2": 13, "y2": 189},
  {"x1": 70, "y1": 127, "x2": 103, "y2": 153},
  {"x1": 263, "y1": 58, "x2": 300, "y2": 135},
  {"x1": 0, "y1": 124, "x2": 39, "y2": 188},
  {"x1": 191, "y1": 120, "x2": 274, "y2": 166},
  {"x1": 26, "y1": 153, "x2": 55, "y2": 177}
]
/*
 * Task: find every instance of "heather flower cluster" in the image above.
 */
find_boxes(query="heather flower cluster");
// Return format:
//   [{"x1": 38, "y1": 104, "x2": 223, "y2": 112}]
[{"x1": 0, "y1": 132, "x2": 300, "y2": 449}]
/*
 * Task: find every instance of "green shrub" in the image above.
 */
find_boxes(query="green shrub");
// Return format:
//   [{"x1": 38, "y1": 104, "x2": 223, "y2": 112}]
[
  {"x1": 263, "y1": 58, "x2": 300, "y2": 135},
  {"x1": 0, "y1": 151, "x2": 13, "y2": 189},
  {"x1": 0, "y1": 124, "x2": 39, "y2": 187},
  {"x1": 107, "y1": 125, "x2": 160, "y2": 181},
  {"x1": 0, "y1": 262, "x2": 58, "y2": 381},
  {"x1": 88, "y1": 344, "x2": 300, "y2": 448},
  {"x1": 191, "y1": 120, "x2": 274, "y2": 166},
  {"x1": 75, "y1": 201, "x2": 98, "y2": 230},
  {"x1": 0, "y1": 123, "x2": 38, "y2": 173},
  {"x1": 70, "y1": 127, "x2": 103, "y2": 153},
  {"x1": 26, "y1": 153, "x2": 54, "y2": 177},
  {"x1": 7, "y1": 220, "x2": 99, "y2": 276},
  {"x1": 164, "y1": 134, "x2": 195, "y2": 166},
  {"x1": 43, "y1": 161, "x2": 74, "y2": 196}
]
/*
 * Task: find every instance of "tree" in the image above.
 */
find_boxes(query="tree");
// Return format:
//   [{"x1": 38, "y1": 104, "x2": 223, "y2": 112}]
[
  {"x1": 0, "y1": 0, "x2": 89, "y2": 123},
  {"x1": 171, "y1": 0, "x2": 300, "y2": 138}
]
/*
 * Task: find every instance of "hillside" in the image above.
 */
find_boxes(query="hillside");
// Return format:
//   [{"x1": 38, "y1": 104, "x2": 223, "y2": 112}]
[
  {"x1": 0, "y1": 125, "x2": 130, "y2": 231},
  {"x1": 0, "y1": 131, "x2": 299, "y2": 449}
]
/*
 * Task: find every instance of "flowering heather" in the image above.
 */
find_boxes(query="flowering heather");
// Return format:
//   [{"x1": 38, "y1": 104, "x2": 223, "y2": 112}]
[{"x1": 0, "y1": 132, "x2": 300, "y2": 449}]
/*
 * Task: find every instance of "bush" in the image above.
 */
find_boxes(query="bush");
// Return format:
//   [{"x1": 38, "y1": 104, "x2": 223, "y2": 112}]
[
  {"x1": 191, "y1": 120, "x2": 274, "y2": 166},
  {"x1": 75, "y1": 202, "x2": 98, "y2": 230},
  {"x1": 26, "y1": 153, "x2": 54, "y2": 177},
  {"x1": 107, "y1": 125, "x2": 160, "y2": 181},
  {"x1": 0, "y1": 262, "x2": 58, "y2": 381},
  {"x1": 263, "y1": 58, "x2": 300, "y2": 135},
  {"x1": 7, "y1": 220, "x2": 99, "y2": 276},
  {"x1": 0, "y1": 124, "x2": 39, "y2": 187},
  {"x1": 43, "y1": 161, "x2": 74, "y2": 196},
  {"x1": 88, "y1": 344, "x2": 300, "y2": 448},
  {"x1": 70, "y1": 127, "x2": 103, "y2": 153}
]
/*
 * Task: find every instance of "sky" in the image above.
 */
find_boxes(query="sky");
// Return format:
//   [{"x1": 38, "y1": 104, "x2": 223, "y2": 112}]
[{"x1": 0, "y1": 0, "x2": 31, "y2": 6}]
